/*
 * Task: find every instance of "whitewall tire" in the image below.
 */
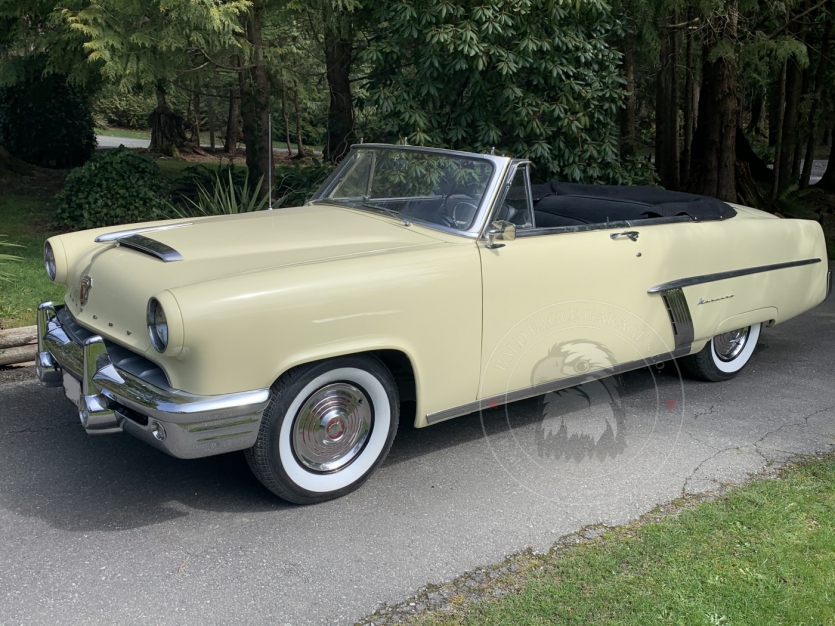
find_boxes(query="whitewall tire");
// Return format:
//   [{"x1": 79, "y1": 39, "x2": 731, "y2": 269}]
[
  {"x1": 246, "y1": 355, "x2": 399, "y2": 504},
  {"x1": 680, "y1": 323, "x2": 763, "y2": 382}
]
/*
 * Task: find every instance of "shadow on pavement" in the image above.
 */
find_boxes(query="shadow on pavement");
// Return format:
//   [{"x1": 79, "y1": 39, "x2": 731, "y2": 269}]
[{"x1": 0, "y1": 364, "x2": 684, "y2": 532}]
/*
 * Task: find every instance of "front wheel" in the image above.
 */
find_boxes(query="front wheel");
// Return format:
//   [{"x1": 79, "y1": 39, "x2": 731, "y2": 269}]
[
  {"x1": 679, "y1": 323, "x2": 763, "y2": 382},
  {"x1": 246, "y1": 355, "x2": 399, "y2": 504}
]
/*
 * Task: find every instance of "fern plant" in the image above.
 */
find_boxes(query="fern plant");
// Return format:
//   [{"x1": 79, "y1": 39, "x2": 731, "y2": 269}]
[
  {"x1": 0, "y1": 235, "x2": 22, "y2": 282},
  {"x1": 169, "y1": 169, "x2": 268, "y2": 217}
]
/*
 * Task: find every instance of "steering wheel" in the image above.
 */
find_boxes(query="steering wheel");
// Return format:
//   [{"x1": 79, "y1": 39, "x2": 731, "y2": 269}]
[{"x1": 439, "y1": 193, "x2": 478, "y2": 229}]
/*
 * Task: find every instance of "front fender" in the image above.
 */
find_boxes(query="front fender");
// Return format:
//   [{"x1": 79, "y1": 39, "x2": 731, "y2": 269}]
[{"x1": 162, "y1": 241, "x2": 483, "y2": 425}]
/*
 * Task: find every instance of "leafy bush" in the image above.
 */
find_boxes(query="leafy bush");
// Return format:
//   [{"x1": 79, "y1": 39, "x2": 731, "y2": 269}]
[
  {"x1": 169, "y1": 161, "x2": 333, "y2": 214},
  {"x1": 169, "y1": 169, "x2": 267, "y2": 217},
  {"x1": 0, "y1": 236, "x2": 22, "y2": 282},
  {"x1": 274, "y1": 162, "x2": 333, "y2": 207},
  {"x1": 54, "y1": 147, "x2": 169, "y2": 230},
  {"x1": 170, "y1": 164, "x2": 250, "y2": 206},
  {"x1": 0, "y1": 73, "x2": 96, "y2": 169}
]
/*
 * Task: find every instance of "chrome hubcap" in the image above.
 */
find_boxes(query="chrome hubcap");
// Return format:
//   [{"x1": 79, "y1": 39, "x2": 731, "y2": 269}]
[
  {"x1": 713, "y1": 326, "x2": 750, "y2": 362},
  {"x1": 292, "y1": 382, "x2": 373, "y2": 472}
]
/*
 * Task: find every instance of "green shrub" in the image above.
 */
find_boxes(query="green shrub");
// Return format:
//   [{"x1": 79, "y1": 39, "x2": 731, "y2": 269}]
[
  {"x1": 168, "y1": 169, "x2": 268, "y2": 217},
  {"x1": 169, "y1": 164, "x2": 250, "y2": 207},
  {"x1": 0, "y1": 73, "x2": 96, "y2": 169},
  {"x1": 274, "y1": 162, "x2": 333, "y2": 207},
  {"x1": 0, "y1": 235, "x2": 22, "y2": 282},
  {"x1": 55, "y1": 147, "x2": 169, "y2": 230},
  {"x1": 168, "y1": 161, "x2": 333, "y2": 213}
]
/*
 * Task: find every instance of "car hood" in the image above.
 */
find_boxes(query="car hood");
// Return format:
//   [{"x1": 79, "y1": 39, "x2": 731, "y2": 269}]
[{"x1": 61, "y1": 203, "x2": 448, "y2": 353}]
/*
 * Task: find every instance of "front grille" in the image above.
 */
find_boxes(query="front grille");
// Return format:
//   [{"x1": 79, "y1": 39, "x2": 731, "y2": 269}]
[{"x1": 57, "y1": 307, "x2": 173, "y2": 391}]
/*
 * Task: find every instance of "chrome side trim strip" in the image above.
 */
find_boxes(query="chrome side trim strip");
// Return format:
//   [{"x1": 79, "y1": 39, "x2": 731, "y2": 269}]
[
  {"x1": 647, "y1": 258, "x2": 822, "y2": 294},
  {"x1": 426, "y1": 346, "x2": 691, "y2": 425},
  {"x1": 661, "y1": 288, "x2": 694, "y2": 349},
  {"x1": 116, "y1": 233, "x2": 183, "y2": 262},
  {"x1": 94, "y1": 222, "x2": 193, "y2": 243}
]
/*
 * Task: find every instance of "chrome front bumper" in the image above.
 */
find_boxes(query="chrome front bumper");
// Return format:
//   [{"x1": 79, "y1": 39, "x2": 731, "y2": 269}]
[{"x1": 36, "y1": 302, "x2": 270, "y2": 459}]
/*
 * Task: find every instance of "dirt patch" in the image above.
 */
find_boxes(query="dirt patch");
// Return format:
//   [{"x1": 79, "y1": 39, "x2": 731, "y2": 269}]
[{"x1": 0, "y1": 364, "x2": 35, "y2": 386}]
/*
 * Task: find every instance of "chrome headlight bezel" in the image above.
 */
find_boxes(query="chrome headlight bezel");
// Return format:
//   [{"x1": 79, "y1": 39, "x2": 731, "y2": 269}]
[
  {"x1": 147, "y1": 297, "x2": 169, "y2": 353},
  {"x1": 44, "y1": 241, "x2": 57, "y2": 282}
]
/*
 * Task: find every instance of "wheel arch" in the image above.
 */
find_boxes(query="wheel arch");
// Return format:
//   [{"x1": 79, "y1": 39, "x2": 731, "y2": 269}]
[{"x1": 270, "y1": 345, "x2": 421, "y2": 426}]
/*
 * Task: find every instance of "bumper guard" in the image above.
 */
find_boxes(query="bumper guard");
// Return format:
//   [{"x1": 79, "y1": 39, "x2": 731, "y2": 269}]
[{"x1": 36, "y1": 302, "x2": 270, "y2": 458}]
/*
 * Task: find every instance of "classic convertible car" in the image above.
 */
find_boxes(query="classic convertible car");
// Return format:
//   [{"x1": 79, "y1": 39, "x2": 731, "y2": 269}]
[{"x1": 36, "y1": 145, "x2": 830, "y2": 503}]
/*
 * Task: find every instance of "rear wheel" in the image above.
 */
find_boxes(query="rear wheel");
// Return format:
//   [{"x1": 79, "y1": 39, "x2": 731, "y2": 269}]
[
  {"x1": 246, "y1": 355, "x2": 399, "y2": 504},
  {"x1": 680, "y1": 323, "x2": 763, "y2": 382}
]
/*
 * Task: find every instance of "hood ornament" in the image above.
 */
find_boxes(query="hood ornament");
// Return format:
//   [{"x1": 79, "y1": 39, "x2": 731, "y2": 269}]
[{"x1": 79, "y1": 276, "x2": 93, "y2": 306}]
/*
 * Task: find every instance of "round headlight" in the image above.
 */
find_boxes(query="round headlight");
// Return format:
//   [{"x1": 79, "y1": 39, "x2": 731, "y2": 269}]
[
  {"x1": 147, "y1": 297, "x2": 169, "y2": 352},
  {"x1": 44, "y1": 242, "x2": 56, "y2": 282}
]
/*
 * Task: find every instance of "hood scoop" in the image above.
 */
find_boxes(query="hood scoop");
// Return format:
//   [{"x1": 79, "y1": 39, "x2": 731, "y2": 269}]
[{"x1": 115, "y1": 233, "x2": 183, "y2": 262}]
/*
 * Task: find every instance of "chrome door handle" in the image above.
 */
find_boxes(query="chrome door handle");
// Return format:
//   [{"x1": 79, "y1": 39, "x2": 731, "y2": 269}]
[{"x1": 610, "y1": 231, "x2": 639, "y2": 242}]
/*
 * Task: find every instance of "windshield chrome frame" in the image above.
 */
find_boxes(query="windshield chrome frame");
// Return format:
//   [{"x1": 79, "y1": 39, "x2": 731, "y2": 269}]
[{"x1": 309, "y1": 144, "x2": 512, "y2": 238}]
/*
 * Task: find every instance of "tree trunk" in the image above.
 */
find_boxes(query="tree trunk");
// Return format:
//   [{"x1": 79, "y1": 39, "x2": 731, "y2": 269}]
[
  {"x1": 768, "y1": 62, "x2": 783, "y2": 147},
  {"x1": 800, "y1": 9, "x2": 832, "y2": 189},
  {"x1": 238, "y1": 3, "x2": 271, "y2": 196},
  {"x1": 777, "y1": 58, "x2": 803, "y2": 189},
  {"x1": 747, "y1": 88, "x2": 764, "y2": 135},
  {"x1": 148, "y1": 84, "x2": 189, "y2": 157},
  {"x1": 681, "y1": 18, "x2": 696, "y2": 188},
  {"x1": 292, "y1": 85, "x2": 308, "y2": 159},
  {"x1": 791, "y1": 66, "x2": 812, "y2": 180},
  {"x1": 208, "y1": 96, "x2": 216, "y2": 151},
  {"x1": 619, "y1": 28, "x2": 637, "y2": 158},
  {"x1": 688, "y1": 9, "x2": 738, "y2": 202},
  {"x1": 655, "y1": 16, "x2": 680, "y2": 190},
  {"x1": 815, "y1": 123, "x2": 835, "y2": 190},
  {"x1": 224, "y1": 88, "x2": 240, "y2": 153},
  {"x1": 771, "y1": 59, "x2": 787, "y2": 199},
  {"x1": 323, "y1": 3, "x2": 355, "y2": 162},
  {"x1": 667, "y1": 16, "x2": 680, "y2": 191},
  {"x1": 654, "y1": 27, "x2": 669, "y2": 187},
  {"x1": 281, "y1": 83, "x2": 293, "y2": 156},
  {"x1": 192, "y1": 93, "x2": 201, "y2": 145}
]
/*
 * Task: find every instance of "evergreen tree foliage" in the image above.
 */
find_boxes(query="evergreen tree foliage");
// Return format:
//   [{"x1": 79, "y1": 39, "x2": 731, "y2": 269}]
[{"x1": 362, "y1": 0, "x2": 647, "y2": 184}]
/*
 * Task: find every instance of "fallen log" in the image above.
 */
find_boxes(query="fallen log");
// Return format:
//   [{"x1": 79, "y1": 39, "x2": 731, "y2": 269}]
[
  {"x1": 0, "y1": 344, "x2": 37, "y2": 367},
  {"x1": 0, "y1": 325, "x2": 37, "y2": 350}
]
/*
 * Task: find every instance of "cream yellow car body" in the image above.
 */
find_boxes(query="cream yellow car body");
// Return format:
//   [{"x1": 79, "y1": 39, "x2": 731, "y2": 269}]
[{"x1": 36, "y1": 145, "x2": 830, "y2": 477}]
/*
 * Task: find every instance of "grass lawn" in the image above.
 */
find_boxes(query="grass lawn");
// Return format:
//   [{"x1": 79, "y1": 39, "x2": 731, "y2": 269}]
[
  {"x1": 0, "y1": 195, "x2": 65, "y2": 329},
  {"x1": 412, "y1": 456, "x2": 835, "y2": 626}
]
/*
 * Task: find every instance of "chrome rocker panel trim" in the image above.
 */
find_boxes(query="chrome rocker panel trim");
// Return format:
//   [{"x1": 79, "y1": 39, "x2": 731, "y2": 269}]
[
  {"x1": 426, "y1": 345, "x2": 692, "y2": 425},
  {"x1": 36, "y1": 302, "x2": 270, "y2": 459}
]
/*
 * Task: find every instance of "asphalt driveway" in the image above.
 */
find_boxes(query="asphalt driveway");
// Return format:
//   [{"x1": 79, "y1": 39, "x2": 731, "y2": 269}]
[{"x1": 1, "y1": 274, "x2": 833, "y2": 625}]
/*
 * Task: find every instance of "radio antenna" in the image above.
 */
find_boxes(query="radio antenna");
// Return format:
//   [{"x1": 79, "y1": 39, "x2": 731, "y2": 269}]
[{"x1": 268, "y1": 112, "x2": 273, "y2": 210}]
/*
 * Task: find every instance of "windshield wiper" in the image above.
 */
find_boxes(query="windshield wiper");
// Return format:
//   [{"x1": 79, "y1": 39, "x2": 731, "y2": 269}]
[
  {"x1": 360, "y1": 197, "x2": 411, "y2": 227},
  {"x1": 312, "y1": 197, "x2": 411, "y2": 226}
]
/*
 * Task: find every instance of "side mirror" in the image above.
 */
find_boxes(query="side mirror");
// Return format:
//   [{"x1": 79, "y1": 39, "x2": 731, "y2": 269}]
[{"x1": 486, "y1": 220, "x2": 516, "y2": 249}]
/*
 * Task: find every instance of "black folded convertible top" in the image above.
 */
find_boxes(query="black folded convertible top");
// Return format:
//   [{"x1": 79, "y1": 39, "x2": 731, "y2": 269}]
[{"x1": 529, "y1": 181, "x2": 736, "y2": 228}]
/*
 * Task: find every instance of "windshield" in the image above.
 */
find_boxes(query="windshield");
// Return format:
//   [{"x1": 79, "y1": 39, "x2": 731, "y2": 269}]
[{"x1": 315, "y1": 148, "x2": 494, "y2": 231}]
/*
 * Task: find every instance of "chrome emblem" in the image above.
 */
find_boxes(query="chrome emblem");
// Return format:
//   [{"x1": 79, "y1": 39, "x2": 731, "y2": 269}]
[
  {"x1": 697, "y1": 294, "x2": 734, "y2": 305},
  {"x1": 79, "y1": 276, "x2": 93, "y2": 305}
]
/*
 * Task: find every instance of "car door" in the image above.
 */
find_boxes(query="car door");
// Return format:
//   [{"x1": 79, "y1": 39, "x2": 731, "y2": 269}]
[{"x1": 476, "y1": 163, "x2": 681, "y2": 403}]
